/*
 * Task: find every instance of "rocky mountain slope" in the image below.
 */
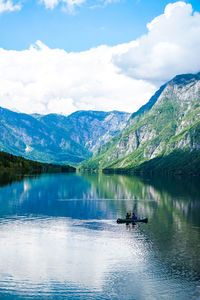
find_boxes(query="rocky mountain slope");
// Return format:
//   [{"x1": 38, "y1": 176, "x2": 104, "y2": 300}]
[
  {"x1": 0, "y1": 109, "x2": 130, "y2": 165},
  {"x1": 82, "y1": 73, "x2": 200, "y2": 175}
]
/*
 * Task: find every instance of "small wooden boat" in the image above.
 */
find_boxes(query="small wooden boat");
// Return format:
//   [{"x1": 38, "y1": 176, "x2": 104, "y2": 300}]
[{"x1": 117, "y1": 217, "x2": 148, "y2": 224}]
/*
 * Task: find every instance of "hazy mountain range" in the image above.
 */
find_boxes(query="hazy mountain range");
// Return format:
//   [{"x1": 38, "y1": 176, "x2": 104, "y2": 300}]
[{"x1": 0, "y1": 109, "x2": 130, "y2": 165}]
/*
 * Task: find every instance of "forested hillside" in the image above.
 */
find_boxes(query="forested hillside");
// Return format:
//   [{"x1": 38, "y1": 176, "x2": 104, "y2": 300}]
[{"x1": 0, "y1": 151, "x2": 76, "y2": 174}]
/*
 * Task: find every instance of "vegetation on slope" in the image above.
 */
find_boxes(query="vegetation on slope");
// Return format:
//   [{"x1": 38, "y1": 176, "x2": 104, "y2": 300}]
[
  {"x1": 0, "y1": 151, "x2": 76, "y2": 174},
  {"x1": 103, "y1": 149, "x2": 200, "y2": 176}
]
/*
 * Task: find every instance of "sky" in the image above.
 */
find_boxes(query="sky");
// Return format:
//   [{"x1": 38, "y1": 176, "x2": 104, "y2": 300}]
[{"x1": 0, "y1": 0, "x2": 200, "y2": 115}]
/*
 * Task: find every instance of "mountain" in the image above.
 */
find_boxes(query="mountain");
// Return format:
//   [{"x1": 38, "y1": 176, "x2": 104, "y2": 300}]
[
  {"x1": 81, "y1": 73, "x2": 200, "y2": 175},
  {"x1": 0, "y1": 108, "x2": 130, "y2": 165}
]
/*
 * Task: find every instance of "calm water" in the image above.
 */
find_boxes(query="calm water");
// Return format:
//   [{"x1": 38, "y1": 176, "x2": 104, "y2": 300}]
[{"x1": 0, "y1": 172, "x2": 199, "y2": 299}]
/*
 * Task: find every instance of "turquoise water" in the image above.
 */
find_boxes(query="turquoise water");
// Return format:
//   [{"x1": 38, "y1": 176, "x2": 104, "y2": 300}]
[{"x1": 0, "y1": 172, "x2": 199, "y2": 299}]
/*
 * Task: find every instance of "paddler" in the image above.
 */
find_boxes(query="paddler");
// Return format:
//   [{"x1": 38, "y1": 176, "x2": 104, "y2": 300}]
[{"x1": 132, "y1": 212, "x2": 137, "y2": 219}]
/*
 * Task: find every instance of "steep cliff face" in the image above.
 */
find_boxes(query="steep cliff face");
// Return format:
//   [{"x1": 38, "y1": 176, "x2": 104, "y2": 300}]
[
  {"x1": 82, "y1": 73, "x2": 200, "y2": 173},
  {"x1": 0, "y1": 109, "x2": 130, "y2": 165},
  {"x1": 38, "y1": 110, "x2": 130, "y2": 152}
]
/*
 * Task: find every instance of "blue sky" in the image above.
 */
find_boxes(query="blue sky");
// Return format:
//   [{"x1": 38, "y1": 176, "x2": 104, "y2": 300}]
[
  {"x1": 0, "y1": 1, "x2": 200, "y2": 115},
  {"x1": 0, "y1": 0, "x2": 200, "y2": 51}
]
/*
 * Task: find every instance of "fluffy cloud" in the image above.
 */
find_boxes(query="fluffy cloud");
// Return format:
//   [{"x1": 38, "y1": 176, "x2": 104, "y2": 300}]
[
  {"x1": 0, "y1": 40, "x2": 154, "y2": 115},
  {"x1": 114, "y1": 2, "x2": 200, "y2": 85},
  {"x1": 0, "y1": 2, "x2": 200, "y2": 116},
  {"x1": 0, "y1": 0, "x2": 21, "y2": 13}
]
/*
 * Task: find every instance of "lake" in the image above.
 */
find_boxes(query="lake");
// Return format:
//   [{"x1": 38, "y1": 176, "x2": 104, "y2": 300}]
[{"x1": 0, "y1": 172, "x2": 199, "y2": 299}]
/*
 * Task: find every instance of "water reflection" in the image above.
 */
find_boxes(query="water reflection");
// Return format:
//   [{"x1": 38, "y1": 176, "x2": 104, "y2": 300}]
[
  {"x1": 0, "y1": 172, "x2": 28, "y2": 187},
  {"x1": 0, "y1": 172, "x2": 199, "y2": 299}
]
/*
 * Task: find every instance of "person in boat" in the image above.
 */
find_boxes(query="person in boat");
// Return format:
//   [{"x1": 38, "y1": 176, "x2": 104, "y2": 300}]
[
  {"x1": 132, "y1": 212, "x2": 137, "y2": 219},
  {"x1": 126, "y1": 212, "x2": 131, "y2": 219}
]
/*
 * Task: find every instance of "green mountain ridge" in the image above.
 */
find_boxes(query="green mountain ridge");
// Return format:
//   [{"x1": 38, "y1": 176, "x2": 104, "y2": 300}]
[{"x1": 81, "y1": 72, "x2": 200, "y2": 175}]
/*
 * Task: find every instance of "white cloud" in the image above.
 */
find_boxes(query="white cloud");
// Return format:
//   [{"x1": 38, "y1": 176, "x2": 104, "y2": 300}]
[
  {"x1": 40, "y1": 0, "x2": 120, "y2": 11},
  {"x1": 0, "y1": 0, "x2": 21, "y2": 13},
  {"x1": 0, "y1": 2, "x2": 200, "y2": 116},
  {"x1": 40, "y1": 0, "x2": 85, "y2": 11},
  {"x1": 0, "y1": 40, "x2": 154, "y2": 115},
  {"x1": 113, "y1": 1, "x2": 200, "y2": 85}
]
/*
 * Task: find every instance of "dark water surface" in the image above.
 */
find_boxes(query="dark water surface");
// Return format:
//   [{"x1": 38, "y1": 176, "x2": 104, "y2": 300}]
[{"x1": 0, "y1": 172, "x2": 199, "y2": 299}]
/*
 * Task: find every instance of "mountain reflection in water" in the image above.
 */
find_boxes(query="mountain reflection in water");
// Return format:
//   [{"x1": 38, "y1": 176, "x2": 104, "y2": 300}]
[{"x1": 0, "y1": 172, "x2": 199, "y2": 299}]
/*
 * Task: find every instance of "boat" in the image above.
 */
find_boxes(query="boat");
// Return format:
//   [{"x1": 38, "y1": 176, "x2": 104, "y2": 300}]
[{"x1": 117, "y1": 217, "x2": 148, "y2": 224}]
